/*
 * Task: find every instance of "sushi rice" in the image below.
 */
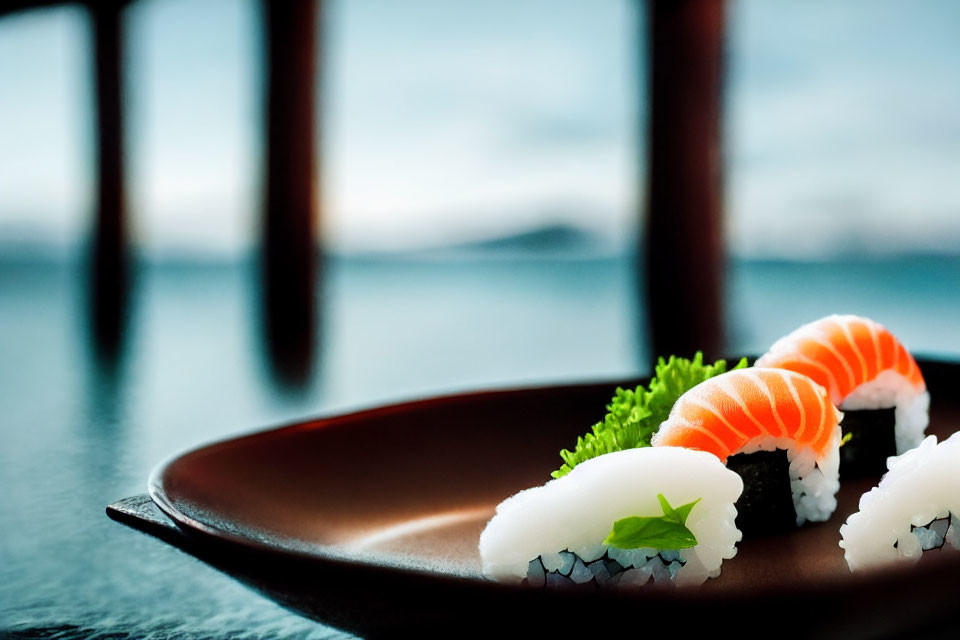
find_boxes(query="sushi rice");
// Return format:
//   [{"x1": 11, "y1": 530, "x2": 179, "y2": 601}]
[
  {"x1": 840, "y1": 369, "x2": 930, "y2": 453},
  {"x1": 732, "y1": 433, "x2": 841, "y2": 526},
  {"x1": 839, "y1": 433, "x2": 960, "y2": 571}
]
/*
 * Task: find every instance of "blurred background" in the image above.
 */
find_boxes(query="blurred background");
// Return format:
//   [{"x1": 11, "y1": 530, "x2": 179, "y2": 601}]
[{"x1": 2, "y1": 0, "x2": 960, "y2": 638}]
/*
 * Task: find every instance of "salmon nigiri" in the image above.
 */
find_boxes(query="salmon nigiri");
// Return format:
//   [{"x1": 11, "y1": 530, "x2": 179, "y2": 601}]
[
  {"x1": 756, "y1": 314, "x2": 929, "y2": 477},
  {"x1": 652, "y1": 367, "x2": 842, "y2": 532}
]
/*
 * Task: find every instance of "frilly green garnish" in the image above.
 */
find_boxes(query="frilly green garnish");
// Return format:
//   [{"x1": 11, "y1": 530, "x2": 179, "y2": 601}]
[
  {"x1": 552, "y1": 352, "x2": 747, "y2": 478},
  {"x1": 604, "y1": 494, "x2": 701, "y2": 550}
]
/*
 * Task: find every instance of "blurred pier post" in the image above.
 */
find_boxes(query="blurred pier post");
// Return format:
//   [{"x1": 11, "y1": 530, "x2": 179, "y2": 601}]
[
  {"x1": 0, "y1": 1, "x2": 132, "y2": 363},
  {"x1": 643, "y1": 0, "x2": 726, "y2": 360},
  {"x1": 261, "y1": 0, "x2": 320, "y2": 383},
  {"x1": 89, "y1": 0, "x2": 131, "y2": 363}
]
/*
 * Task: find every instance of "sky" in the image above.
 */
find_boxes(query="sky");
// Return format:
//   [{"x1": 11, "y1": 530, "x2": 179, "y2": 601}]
[
  {"x1": 1, "y1": 0, "x2": 959, "y2": 257},
  {"x1": 726, "y1": 0, "x2": 960, "y2": 258}
]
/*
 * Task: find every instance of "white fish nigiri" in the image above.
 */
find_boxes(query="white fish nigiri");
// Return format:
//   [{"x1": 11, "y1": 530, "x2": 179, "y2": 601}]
[
  {"x1": 479, "y1": 447, "x2": 743, "y2": 588},
  {"x1": 840, "y1": 433, "x2": 960, "y2": 572}
]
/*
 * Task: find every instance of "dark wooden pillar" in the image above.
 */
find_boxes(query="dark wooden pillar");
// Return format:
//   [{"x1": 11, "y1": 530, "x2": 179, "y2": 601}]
[
  {"x1": 89, "y1": 0, "x2": 130, "y2": 362},
  {"x1": 643, "y1": 0, "x2": 726, "y2": 360},
  {"x1": 261, "y1": 0, "x2": 320, "y2": 383}
]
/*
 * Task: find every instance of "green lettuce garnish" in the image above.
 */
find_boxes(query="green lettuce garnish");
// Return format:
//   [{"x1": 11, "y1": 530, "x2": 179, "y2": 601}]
[
  {"x1": 605, "y1": 494, "x2": 701, "y2": 550},
  {"x1": 552, "y1": 352, "x2": 747, "y2": 478}
]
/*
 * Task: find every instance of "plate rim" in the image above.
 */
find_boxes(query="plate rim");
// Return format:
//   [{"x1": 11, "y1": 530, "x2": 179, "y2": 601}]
[
  {"x1": 146, "y1": 356, "x2": 960, "y2": 600},
  {"x1": 147, "y1": 377, "x2": 634, "y2": 583}
]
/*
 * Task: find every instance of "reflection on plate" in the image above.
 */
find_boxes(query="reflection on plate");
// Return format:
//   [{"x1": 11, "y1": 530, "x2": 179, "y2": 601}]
[{"x1": 110, "y1": 358, "x2": 960, "y2": 638}]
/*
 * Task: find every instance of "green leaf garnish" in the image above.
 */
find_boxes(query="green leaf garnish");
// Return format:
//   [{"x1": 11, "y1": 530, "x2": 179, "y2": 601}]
[
  {"x1": 552, "y1": 352, "x2": 747, "y2": 478},
  {"x1": 604, "y1": 494, "x2": 701, "y2": 550},
  {"x1": 840, "y1": 432, "x2": 853, "y2": 447}
]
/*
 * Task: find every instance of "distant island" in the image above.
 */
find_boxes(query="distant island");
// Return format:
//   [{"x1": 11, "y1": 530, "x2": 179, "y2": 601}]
[{"x1": 340, "y1": 223, "x2": 623, "y2": 262}]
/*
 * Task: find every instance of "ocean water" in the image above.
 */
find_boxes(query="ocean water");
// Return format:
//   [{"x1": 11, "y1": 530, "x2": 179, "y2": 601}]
[
  {"x1": 1, "y1": 254, "x2": 959, "y2": 638},
  {"x1": 728, "y1": 256, "x2": 960, "y2": 358}
]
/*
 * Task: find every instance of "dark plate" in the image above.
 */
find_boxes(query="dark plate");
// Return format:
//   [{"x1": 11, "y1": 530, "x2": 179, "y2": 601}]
[{"x1": 109, "y1": 357, "x2": 960, "y2": 639}]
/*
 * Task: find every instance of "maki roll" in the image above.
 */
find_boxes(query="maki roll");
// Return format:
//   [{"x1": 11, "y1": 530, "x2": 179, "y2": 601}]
[
  {"x1": 756, "y1": 314, "x2": 928, "y2": 478},
  {"x1": 652, "y1": 367, "x2": 843, "y2": 535},
  {"x1": 479, "y1": 447, "x2": 743, "y2": 589},
  {"x1": 840, "y1": 433, "x2": 960, "y2": 572}
]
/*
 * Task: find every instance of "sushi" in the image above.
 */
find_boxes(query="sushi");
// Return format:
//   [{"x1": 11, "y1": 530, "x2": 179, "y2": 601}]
[
  {"x1": 756, "y1": 314, "x2": 929, "y2": 477},
  {"x1": 651, "y1": 367, "x2": 843, "y2": 534},
  {"x1": 839, "y1": 433, "x2": 960, "y2": 572},
  {"x1": 479, "y1": 447, "x2": 743, "y2": 589}
]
